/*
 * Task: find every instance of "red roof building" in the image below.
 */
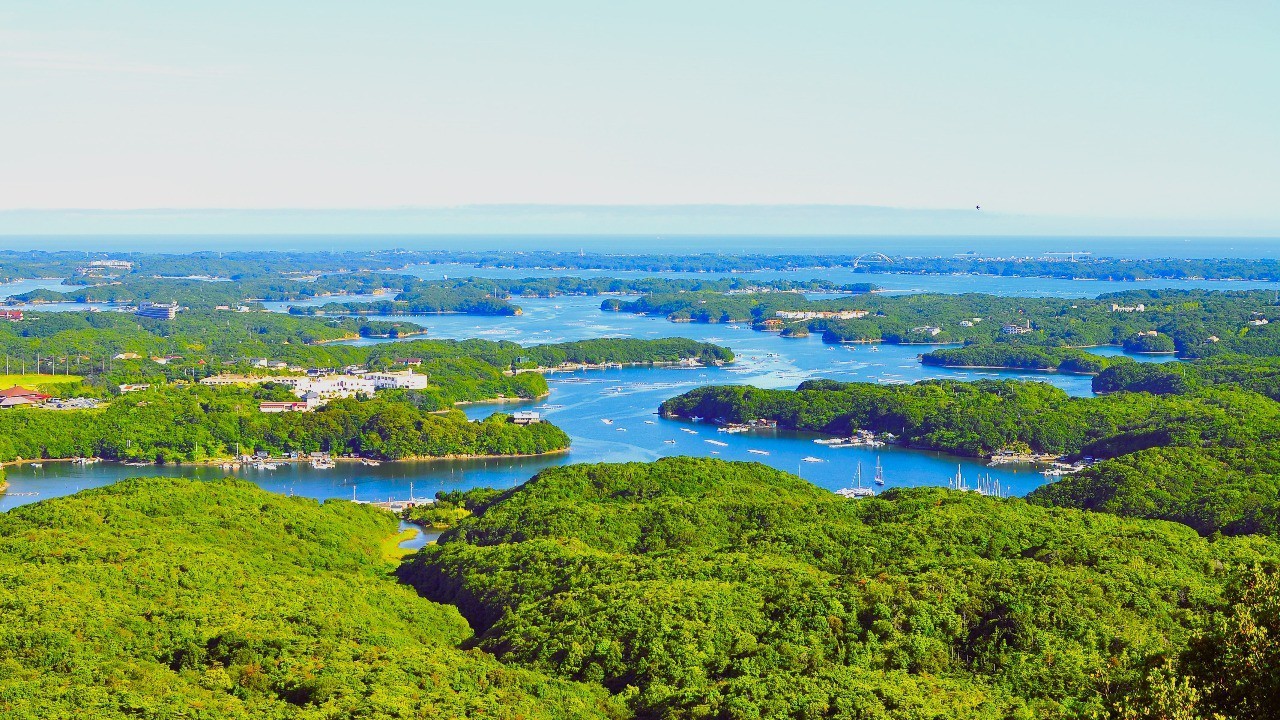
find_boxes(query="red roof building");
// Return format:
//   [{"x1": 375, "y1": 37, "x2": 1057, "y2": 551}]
[
  {"x1": 0, "y1": 310, "x2": 22, "y2": 321},
  {"x1": 0, "y1": 386, "x2": 51, "y2": 408}
]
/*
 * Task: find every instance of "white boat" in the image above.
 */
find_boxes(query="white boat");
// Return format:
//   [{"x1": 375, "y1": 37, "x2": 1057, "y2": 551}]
[
  {"x1": 616, "y1": 427, "x2": 627, "y2": 432},
  {"x1": 644, "y1": 420, "x2": 656, "y2": 425},
  {"x1": 311, "y1": 458, "x2": 336, "y2": 469},
  {"x1": 681, "y1": 428, "x2": 698, "y2": 435},
  {"x1": 664, "y1": 439, "x2": 677, "y2": 444},
  {"x1": 802, "y1": 456, "x2": 824, "y2": 463},
  {"x1": 747, "y1": 449, "x2": 770, "y2": 456},
  {"x1": 705, "y1": 439, "x2": 728, "y2": 447},
  {"x1": 836, "y1": 463, "x2": 875, "y2": 498},
  {"x1": 601, "y1": 419, "x2": 613, "y2": 425},
  {"x1": 30, "y1": 463, "x2": 42, "y2": 468},
  {"x1": 361, "y1": 458, "x2": 381, "y2": 467},
  {"x1": 874, "y1": 458, "x2": 885, "y2": 486},
  {"x1": 948, "y1": 465, "x2": 974, "y2": 491},
  {"x1": 975, "y1": 473, "x2": 1004, "y2": 497}
]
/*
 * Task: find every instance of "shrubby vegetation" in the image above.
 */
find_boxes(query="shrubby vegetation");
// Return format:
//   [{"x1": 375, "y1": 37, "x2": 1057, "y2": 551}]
[
  {"x1": 0, "y1": 477, "x2": 621, "y2": 718},
  {"x1": 401, "y1": 457, "x2": 1280, "y2": 719}
]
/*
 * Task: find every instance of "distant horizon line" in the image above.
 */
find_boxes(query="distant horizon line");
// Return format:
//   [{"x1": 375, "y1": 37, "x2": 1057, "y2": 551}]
[{"x1": 3, "y1": 232, "x2": 1279, "y2": 239}]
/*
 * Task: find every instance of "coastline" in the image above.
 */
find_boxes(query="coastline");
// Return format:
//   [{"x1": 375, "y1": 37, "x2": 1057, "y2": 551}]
[
  {"x1": 453, "y1": 391, "x2": 551, "y2": 406},
  {"x1": 308, "y1": 329, "x2": 428, "y2": 345},
  {"x1": 920, "y1": 363, "x2": 1098, "y2": 376},
  {"x1": 511, "y1": 358, "x2": 726, "y2": 375},
  {"x1": 0, "y1": 446, "x2": 571, "y2": 470}
]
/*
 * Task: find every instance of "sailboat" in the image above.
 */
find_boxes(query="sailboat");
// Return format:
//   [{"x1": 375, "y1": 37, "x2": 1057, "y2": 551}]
[
  {"x1": 974, "y1": 473, "x2": 1003, "y2": 498},
  {"x1": 948, "y1": 464, "x2": 969, "y2": 492},
  {"x1": 836, "y1": 462, "x2": 875, "y2": 498},
  {"x1": 874, "y1": 457, "x2": 885, "y2": 486}
]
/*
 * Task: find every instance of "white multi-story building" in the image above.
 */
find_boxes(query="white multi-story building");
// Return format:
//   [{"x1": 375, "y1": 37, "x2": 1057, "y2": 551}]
[
  {"x1": 362, "y1": 369, "x2": 430, "y2": 390},
  {"x1": 201, "y1": 373, "x2": 375, "y2": 399},
  {"x1": 775, "y1": 310, "x2": 869, "y2": 320},
  {"x1": 303, "y1": 375, "x2": 377, "y2": 398}
]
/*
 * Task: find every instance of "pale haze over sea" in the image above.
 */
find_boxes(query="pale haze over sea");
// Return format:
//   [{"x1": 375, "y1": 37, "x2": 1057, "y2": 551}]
[{"x1": 3, "y1": 205, "x2": 1278, "y2": 258}]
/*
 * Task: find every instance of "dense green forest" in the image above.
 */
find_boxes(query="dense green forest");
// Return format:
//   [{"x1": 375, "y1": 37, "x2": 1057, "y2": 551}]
[
  {"x1": 401, "y1": 457, "x2": 1280, "y2": 719},
  {"x1": 0, "y1": 477, "x2": 621, "y2": 718},
  {"x1": 920, "y1": 345, "x2": 1121, "y2": 373},
  {"x1": 1090, "y1": 355, "x2": 1280, "y2": 400},
  {"x1": 0, "y1": 385, "x2": 568, "y2": 462}
]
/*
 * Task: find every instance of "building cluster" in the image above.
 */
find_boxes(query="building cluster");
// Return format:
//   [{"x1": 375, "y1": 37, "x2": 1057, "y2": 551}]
[
  {"x1": 77, "y1": 259, "x2": 133, "y2": 278},
  {"x1": 0, "y1": 386, "x2": 98, "y2": 410},
  {"x1": 0, "y1": 386, "x2": 50, "y2": 408},
  {"x1": 0, "y1": 310, "x2": 23, "y2": 321},
  {"x1": 1110, "y1": 303, "x2": 1146, "y2": 313},
  {"x1": 200, "y1": 368, "x2": 431, "y2": 412},
  {"x1": 910, "y1": 325, "x2": 943, "y2": 336},
  {"x1": 1000, "y1": 321, "x2": 1033, "y2": 335},
  {"x1": 774, "y1": 310, "x2": 869, "y2": 320}
]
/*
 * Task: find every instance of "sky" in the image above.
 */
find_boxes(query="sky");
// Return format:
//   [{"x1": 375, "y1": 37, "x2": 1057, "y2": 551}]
[{"x1": 1, "y1": 2, "x2": 1277, "y2": 234}]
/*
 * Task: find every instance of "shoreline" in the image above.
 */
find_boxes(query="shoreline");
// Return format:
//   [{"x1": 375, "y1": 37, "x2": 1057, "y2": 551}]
[
  {"x1": 308, "y1": 329, "x2": 428, "y2": 345},
  {"x1": 511, "y1": 358, "x2": 725, "y2": 374},
  {"x1": 0, "y1": 446, "x2": 571, "y2": 470},
  {"x1": 454, "y1": 391, "x2": 551, "y2": 406},
  {"x1": 921, "y1": 363, "x2": 1098, "y2": 376}
]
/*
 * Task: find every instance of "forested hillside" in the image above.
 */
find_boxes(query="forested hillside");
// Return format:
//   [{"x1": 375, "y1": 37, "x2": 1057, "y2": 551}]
[
  {"x1": 0, "y1": 477, "x2": 622, "y2": 719},
  {"x1": 401, "y1": 457, "x2": 1280, "y2": 719}
]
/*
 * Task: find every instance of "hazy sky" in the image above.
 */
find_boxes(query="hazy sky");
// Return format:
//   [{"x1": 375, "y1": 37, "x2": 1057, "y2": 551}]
[{"x1": 1, "y1": 2, "x2": 1277, "y2": 228}]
